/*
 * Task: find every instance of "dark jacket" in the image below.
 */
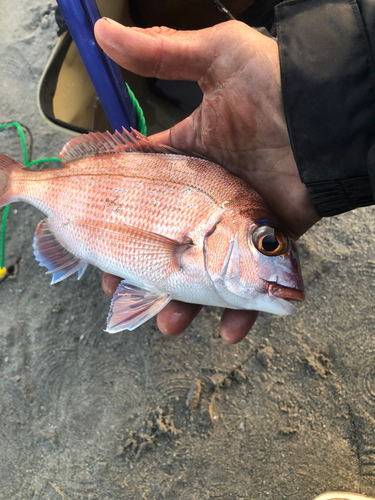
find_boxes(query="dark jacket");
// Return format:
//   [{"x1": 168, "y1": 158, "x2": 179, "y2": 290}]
[{"x1": 242, "y1": 0, "x2": 375, "y2": 216}]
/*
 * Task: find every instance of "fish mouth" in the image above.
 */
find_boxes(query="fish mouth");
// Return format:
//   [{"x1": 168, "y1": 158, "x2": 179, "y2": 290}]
[{"x1": 268, "y1": 283, "x2": 305, "y2": 302}]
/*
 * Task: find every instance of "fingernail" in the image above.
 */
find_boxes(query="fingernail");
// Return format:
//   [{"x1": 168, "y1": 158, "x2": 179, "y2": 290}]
[{"x1": 102, "y1": 17, "x2": 121, "y2": 27}]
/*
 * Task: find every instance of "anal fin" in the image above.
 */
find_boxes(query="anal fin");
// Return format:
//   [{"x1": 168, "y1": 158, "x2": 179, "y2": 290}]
[
  {"x1": 106, "y1": 280, "x2": 171, "y2": 333},
  {"x1": 33, "y1": 219, "x2": 88, "y2": 284}
]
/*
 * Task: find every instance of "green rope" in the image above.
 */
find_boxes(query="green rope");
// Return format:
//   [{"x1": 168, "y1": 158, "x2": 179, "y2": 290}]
[
  {"x1": 125, "y1": 83, "x2": 147, "y2": 135},
  {"x1": 27, "y1": 157, "x2": 60, "y2": 167},
  {"x1": 0, "y1": 122, "x2": 29, "y2": 164},
  {"x1": 0, "y1": 205, "x2": 9, "y2": 271}
]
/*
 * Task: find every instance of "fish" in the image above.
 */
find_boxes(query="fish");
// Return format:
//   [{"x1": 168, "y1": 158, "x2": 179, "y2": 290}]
[{"x1": 0, "y1": 128, "x2": 304, "y2": 333}]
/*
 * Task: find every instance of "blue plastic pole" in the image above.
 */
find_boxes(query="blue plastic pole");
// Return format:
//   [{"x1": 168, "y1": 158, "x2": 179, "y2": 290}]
[{"x1": 56, "y1": 0, "x2": 138, "y2": 132}]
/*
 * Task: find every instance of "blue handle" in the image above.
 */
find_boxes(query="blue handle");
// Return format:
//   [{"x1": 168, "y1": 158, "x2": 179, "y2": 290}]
[{"x1": 56, "y1": 0, "x2": 138, "y2": 132}]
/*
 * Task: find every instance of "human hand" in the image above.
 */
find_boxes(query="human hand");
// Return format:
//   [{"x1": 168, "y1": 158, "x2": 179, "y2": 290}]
[{"x1": 95, "y1": 19, "x2": 320, "y2": 343}]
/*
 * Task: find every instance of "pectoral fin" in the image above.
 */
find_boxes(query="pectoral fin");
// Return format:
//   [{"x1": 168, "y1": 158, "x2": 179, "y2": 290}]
[
  {"x1": 33, "y1": 219, "x2": 88, "y2": 284},
  {"x1": 106, "y1": 280, "x2": 171, "y2": 333}
]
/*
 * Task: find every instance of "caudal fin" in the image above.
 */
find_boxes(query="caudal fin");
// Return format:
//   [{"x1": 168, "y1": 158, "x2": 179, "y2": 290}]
[{"x1": 0, "y1": 154, "x2": 23, "y2": 207}]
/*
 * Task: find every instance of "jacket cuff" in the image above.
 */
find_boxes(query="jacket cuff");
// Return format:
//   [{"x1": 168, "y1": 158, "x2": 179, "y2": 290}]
[{"x1": 275, "y1": 0, "x2": 375, "y2": 216}]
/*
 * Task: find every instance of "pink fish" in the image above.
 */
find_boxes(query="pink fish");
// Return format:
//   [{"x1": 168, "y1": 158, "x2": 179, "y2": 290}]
[{"x1": 0, "y1": 129, "x2": 304, "y2": 332}]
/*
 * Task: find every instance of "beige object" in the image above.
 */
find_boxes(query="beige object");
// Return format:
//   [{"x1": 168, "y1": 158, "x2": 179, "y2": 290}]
[
  {"x1": 53, "y1": 0, "x2": 131, "y2": 130},
  {"x1": 38, "y1": 0, "x2": 133, "y2": 134}
]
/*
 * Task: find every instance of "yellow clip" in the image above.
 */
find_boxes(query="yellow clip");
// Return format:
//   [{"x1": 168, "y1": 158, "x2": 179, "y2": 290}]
[{"x1": 0, "y1": 267, "x2": 7, "y2": 279}]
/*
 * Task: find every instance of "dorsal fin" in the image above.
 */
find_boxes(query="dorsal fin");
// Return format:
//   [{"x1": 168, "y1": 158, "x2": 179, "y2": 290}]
[{"x1": 59, "y1": 127, "x2": 186, "y2": 165}]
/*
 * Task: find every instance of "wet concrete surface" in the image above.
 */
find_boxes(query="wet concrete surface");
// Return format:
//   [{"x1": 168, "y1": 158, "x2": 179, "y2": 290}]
[{"x1": 1, "y1": 2, "x2": 375, "y2": 499}]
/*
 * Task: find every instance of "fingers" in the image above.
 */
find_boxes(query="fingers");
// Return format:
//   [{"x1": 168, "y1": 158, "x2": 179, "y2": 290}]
[
  {"x1": 158, "y1": 304, "x2": 257, "y2": 342},
  {"x1": 95, "y1": 18, "x2": 222, "y2": 81},
  {"x1": 220, "y1": 309, "x2": 258, "y2": 344},
  {"x1": 157, "y1": 301, "x2": 202, "y2": 336},
  {"x1": 101, "y1": 273, "x2": 121, "y2": 297},
  {"x1": 95, "y1": 18, "x2": 274, "y2": 85}
]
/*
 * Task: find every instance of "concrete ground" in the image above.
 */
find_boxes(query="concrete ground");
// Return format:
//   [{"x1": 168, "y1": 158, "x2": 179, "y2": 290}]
[{"x1": 1, "y1": 1, "x2": 375, "y2": 499}]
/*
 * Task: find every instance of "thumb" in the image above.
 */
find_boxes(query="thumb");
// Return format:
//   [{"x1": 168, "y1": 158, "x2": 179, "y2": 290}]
[{"x1": 95, "y1": 18, "x2": 227, "y2": 81}]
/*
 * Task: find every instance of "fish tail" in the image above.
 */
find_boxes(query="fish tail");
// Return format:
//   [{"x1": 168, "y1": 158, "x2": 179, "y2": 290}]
[{"x1": 0, "y1": 154, "x2": 23, "y2": 207}]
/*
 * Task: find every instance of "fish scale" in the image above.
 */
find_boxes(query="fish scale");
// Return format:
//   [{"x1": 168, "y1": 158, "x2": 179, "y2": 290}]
[
  {"x1": 0, "y1": 128, "x2": 304, "y2": 333},
  {"x1": 13, "y1": 159, "x2": 223, "y2": 239}
]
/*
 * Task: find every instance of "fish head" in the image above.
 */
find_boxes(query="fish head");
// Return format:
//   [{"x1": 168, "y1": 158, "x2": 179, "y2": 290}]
[
  {"x1": 246, "y1": 220, "x2": 304, "y2": 314},
  {"x1": 204, "y1": 217, "x2": 304, "y2": 315}
]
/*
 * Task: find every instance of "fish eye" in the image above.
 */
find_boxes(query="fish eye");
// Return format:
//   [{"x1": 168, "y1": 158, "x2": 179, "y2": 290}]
[{"x1": 252, "y1": 223, "x2": 289, "y2": 257}]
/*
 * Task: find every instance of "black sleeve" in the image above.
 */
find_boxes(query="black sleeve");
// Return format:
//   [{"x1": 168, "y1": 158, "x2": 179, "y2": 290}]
[{"x1": 275, "y1": 0, "x2": 375, "y2": 216}]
